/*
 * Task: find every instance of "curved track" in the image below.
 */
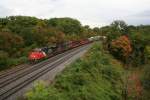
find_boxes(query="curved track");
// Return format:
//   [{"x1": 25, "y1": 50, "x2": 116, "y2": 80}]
[{"x1": 0, "y1": 44, "x2": 91, "y2": 100}]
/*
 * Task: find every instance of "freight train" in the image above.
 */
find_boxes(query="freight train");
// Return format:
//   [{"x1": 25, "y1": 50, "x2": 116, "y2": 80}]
[{"x1": 28, "y1": 36, "x2": 106, "y2": 63}]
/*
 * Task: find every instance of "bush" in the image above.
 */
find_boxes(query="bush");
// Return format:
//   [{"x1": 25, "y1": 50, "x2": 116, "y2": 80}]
[
  {"x1": 0, "y1": 51, "x2": 9, "y2": 69},
  {"x1": 26, "y1": 43, "x2": 124, "y2": 100},
  {"x1": 144, "y1": 46, "x2": 150, "y2": 63},
  {"x1": 141, "y1": 65, "x2": 150, "y2": 90},
  {"x1": 109, "y1": 35, "x2": 132, "y2": 65},
  {"x1": 0, "y1": 55, "x2": 28, "y2": 71},
  {"x1": 7, "y1": 57, "x2": 28, "y2": 66},
  {"x1": 26, "y1": 81, "x2": 60, "y2": 100},
  {"x1": 141, "y1": 65, "x2": 150, "y2": 100}
]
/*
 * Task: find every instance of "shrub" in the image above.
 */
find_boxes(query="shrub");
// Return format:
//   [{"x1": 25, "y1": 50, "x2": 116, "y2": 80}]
[
  {"x1": 141, "y1": 65, "x2": 150, "y2": 90},
  {"x1": 109, "y1": 35, "x2": 132, "y2": 64},
  {"x1": 7, "y1": 57, "x2": 28, "y2": 66},
  {"x1": 0, "y1": 55, "x2": 28, "y2": 71},
  {"x1": 26, "y1": 81, "x2": 60, "y2": 100},
  {"x1": 0, "y1": 51, "x2": 9, "y2": 69},
  {"x1": 26, "y1": 43, "x2": 124, "y2": 100},
  {"x1": 141, "y1": 65, "x2": 150, "y2": 100},
  {"x1": 144, "y1": 46, "x2": 150, "y2": 63}
]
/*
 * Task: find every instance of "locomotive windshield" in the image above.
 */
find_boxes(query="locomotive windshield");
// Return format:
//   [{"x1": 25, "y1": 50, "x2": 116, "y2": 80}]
[{"x1": 33, "y1": 48, "x2": 42, "y2": 52}]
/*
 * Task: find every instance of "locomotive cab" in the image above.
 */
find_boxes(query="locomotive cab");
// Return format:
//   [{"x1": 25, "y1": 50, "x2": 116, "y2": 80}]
[{"x1": 28, "y1": 48, "x2": 47, "y2": 62}]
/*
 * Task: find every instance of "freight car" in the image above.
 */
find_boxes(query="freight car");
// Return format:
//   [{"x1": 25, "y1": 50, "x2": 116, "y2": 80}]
[
  {"x1": 28, "y1": 39, "x2": 91, "y2": 63},
  {"x1": 28, "y1": 36, "x2": 105, "y2": 63},
  {"x1": 88, "y1": 36, "x2": 106, "y2": 42}
]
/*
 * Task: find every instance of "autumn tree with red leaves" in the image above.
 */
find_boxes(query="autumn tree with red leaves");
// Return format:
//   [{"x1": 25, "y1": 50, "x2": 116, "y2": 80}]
[{"x1": 109, "y1": 35, "x2": 132, "y2": 64}]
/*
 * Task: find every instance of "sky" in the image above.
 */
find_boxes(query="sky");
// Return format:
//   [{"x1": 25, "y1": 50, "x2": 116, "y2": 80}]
[{"x1": 0, "y1": 0, "x2": 150, "y2": 27}]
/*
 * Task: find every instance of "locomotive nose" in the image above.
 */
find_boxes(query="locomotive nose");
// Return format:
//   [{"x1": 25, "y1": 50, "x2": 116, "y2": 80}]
[
  {"x1": 30, "y1": 54, "x2": 36, "y2": 58},
  {"x1": 28, "y1": 51, "x2": 46, "y2": 61},
  {"x1": 29, "y1": 52, "x2": 38, "y2": 60}
]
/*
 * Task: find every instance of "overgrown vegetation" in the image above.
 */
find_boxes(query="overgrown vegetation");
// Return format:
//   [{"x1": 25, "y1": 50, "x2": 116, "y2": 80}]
[
  {"x1": 26, "y1": 43, "x2": 124, "y2": 100},
  {"x1": 102, "y1": 20, "x2": 150, "y2": 99},
  {"x1": 0, "y1": 16, "x2": 98, "y2": 70},
  {"x1": 141, "y1": 64, "x2": 150, "y2": 100},
  {"x1": 109, "y1": 35, "x2": 132, "y2": 65},
  {"x1": 101, "y1": 20, "x2": 150, "y2": 67},
  {"x1": 1, "y1": 16, "x2": 150, "y2": 99}
]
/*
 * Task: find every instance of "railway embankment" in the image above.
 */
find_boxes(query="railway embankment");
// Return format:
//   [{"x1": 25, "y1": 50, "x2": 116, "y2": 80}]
[
  {"x1": 0, "y1": 43, "x2": 91, "y2": 100},
  {"x1": 26, "y1": 43, "x2": 125, "y2": 100}
]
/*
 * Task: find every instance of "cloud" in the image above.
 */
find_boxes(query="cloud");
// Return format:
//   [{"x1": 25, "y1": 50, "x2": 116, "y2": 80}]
[
  {"x1": 0, "y1": 5, "x2": 13, "y2": 17},
  {"x1": 0, "y1": 0, "x2": 150, "y2": 27},
  {"x1": 135, "y1": 10, "x2": 150, "y2": 18},
  {"x1": 0, "y1": 0, "x2": 65, "y2": 18},
  {"x1": 123, "y1": 10, "x2": 150, "y2": 25}
]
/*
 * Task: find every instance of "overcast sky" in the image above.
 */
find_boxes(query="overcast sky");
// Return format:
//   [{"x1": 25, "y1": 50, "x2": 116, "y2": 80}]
[{"x1": 0, "y1": 0, "x2": 150, "y2": 27}]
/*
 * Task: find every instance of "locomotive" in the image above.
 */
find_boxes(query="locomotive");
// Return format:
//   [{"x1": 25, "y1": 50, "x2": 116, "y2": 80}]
[
  {"x1": 28, "y1": 40, "x2": 89, "y2": 62},
  {"x1": 28, "y1": 36, "x2": 105, "y2": 63}
]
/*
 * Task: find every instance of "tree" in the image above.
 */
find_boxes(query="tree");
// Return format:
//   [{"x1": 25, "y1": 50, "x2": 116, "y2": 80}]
[
  {"x1": 144, "y1": 46, "x2": 150, "y2": 63},
  {"x1": 6, "y1": 16, "x2": 38, "y2": 34},
  {"x1": 111, "y1": 20, "x2": 128, "y2": 34},
  {"x1": 128, "y1": 26, "x2": 150, "y2": 65},
  {"x1": 104, "y1": 20, "x2": 128, "y2": 41},
  {"x1": 0, "y1": 31, "x2": 24, "y2": 56},
  {"x1": 47, "y1": 18, "x2": 82, "y2": 34},
  {"x1": 93, "y1": 27, "x2": 100, "y2": 34},
  {"x1": 109, "y1": 35, "x2": 132, "y2": 65}
]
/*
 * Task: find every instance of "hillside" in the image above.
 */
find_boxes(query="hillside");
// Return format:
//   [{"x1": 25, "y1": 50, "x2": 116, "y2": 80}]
[
  {"x1": 0, "y1": 16, "x2": 99, "y2": 70},
  {"x1": 26, "y1": 43, "x2": 124, "y2": 100}
]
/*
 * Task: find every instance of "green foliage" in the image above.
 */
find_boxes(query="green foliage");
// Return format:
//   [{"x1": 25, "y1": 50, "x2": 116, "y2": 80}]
[
  {"x1": 47, "y1": 18, "x2": 82, "y2": 35},
  {"x1": 0, "y1": 51, "x2": 27, "y2": 70},
  {"x1": 144, "y1": 46, "x2": 150, "y2": 62},
  {"x1": 110, "y1": 20, "x2": 128, "y2": 34},
  {"x1": 102, "y1": 21, "x2": 150, "y2": 67},
  {"x1": 26, "y1": 43, "x2": 124, "y2": 100},
  {"x1": 5, "y1": 16, "x2": 38, "y2": 33},
  {"x1": 128, "y1": 26, "x2": 150, "y2": 66},
  {"x1": 0, "y1": 16, "x2": 96, "y2": 70},
  {"x1": 101, "y1": 20, "x2": 128, "y2": 41},
  {"x1": 26, "y1": 81, "x2": 60, "y2": 100},
  {"x1": 0, "y1": 51, "x2": 9, "y2": 69},
  {"x1": 109, "y1": 36, "x2": 132, "y2": 64},
  {"x1": 141, "y1": 65, "x2": 150, "y2": 90},
  {"x1": 0, "y1": 32, "x2": 24, "y2": 53},
  {"x1": 141, "y1": 65, "x2": 150, "y2": 100}
]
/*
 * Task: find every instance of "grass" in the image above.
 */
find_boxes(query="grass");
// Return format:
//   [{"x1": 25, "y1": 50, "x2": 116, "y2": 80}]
[
  {"x1": 0, "y1": 44, "x2": 36, "y2": 71},
  {"x1": 140, "y1": 64, "x2": 150, "y2": 100},
  {"x1": 0, "y1": 56, "x2": 28, "y2": 71},
  {"x1": 26, "y1": 43, "x2": 124, "y2": 100}
]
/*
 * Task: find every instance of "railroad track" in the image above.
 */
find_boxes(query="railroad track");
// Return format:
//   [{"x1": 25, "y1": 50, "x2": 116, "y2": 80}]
[
  {"x1": 0, "y1": 64, "x2": 29, "y2": 79},
  {"x1": 0, "y1": 44, "x2": 91, "y2": 100},
  {"x1": 0, "y1": 44, "x2": 88, "y2": 81},
  {"x1": 0, "y1": 45, "x2": 82, "y2": 79},
  {"x1": 0, "y1": 46, "x2": 83, "y2": 88}
]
